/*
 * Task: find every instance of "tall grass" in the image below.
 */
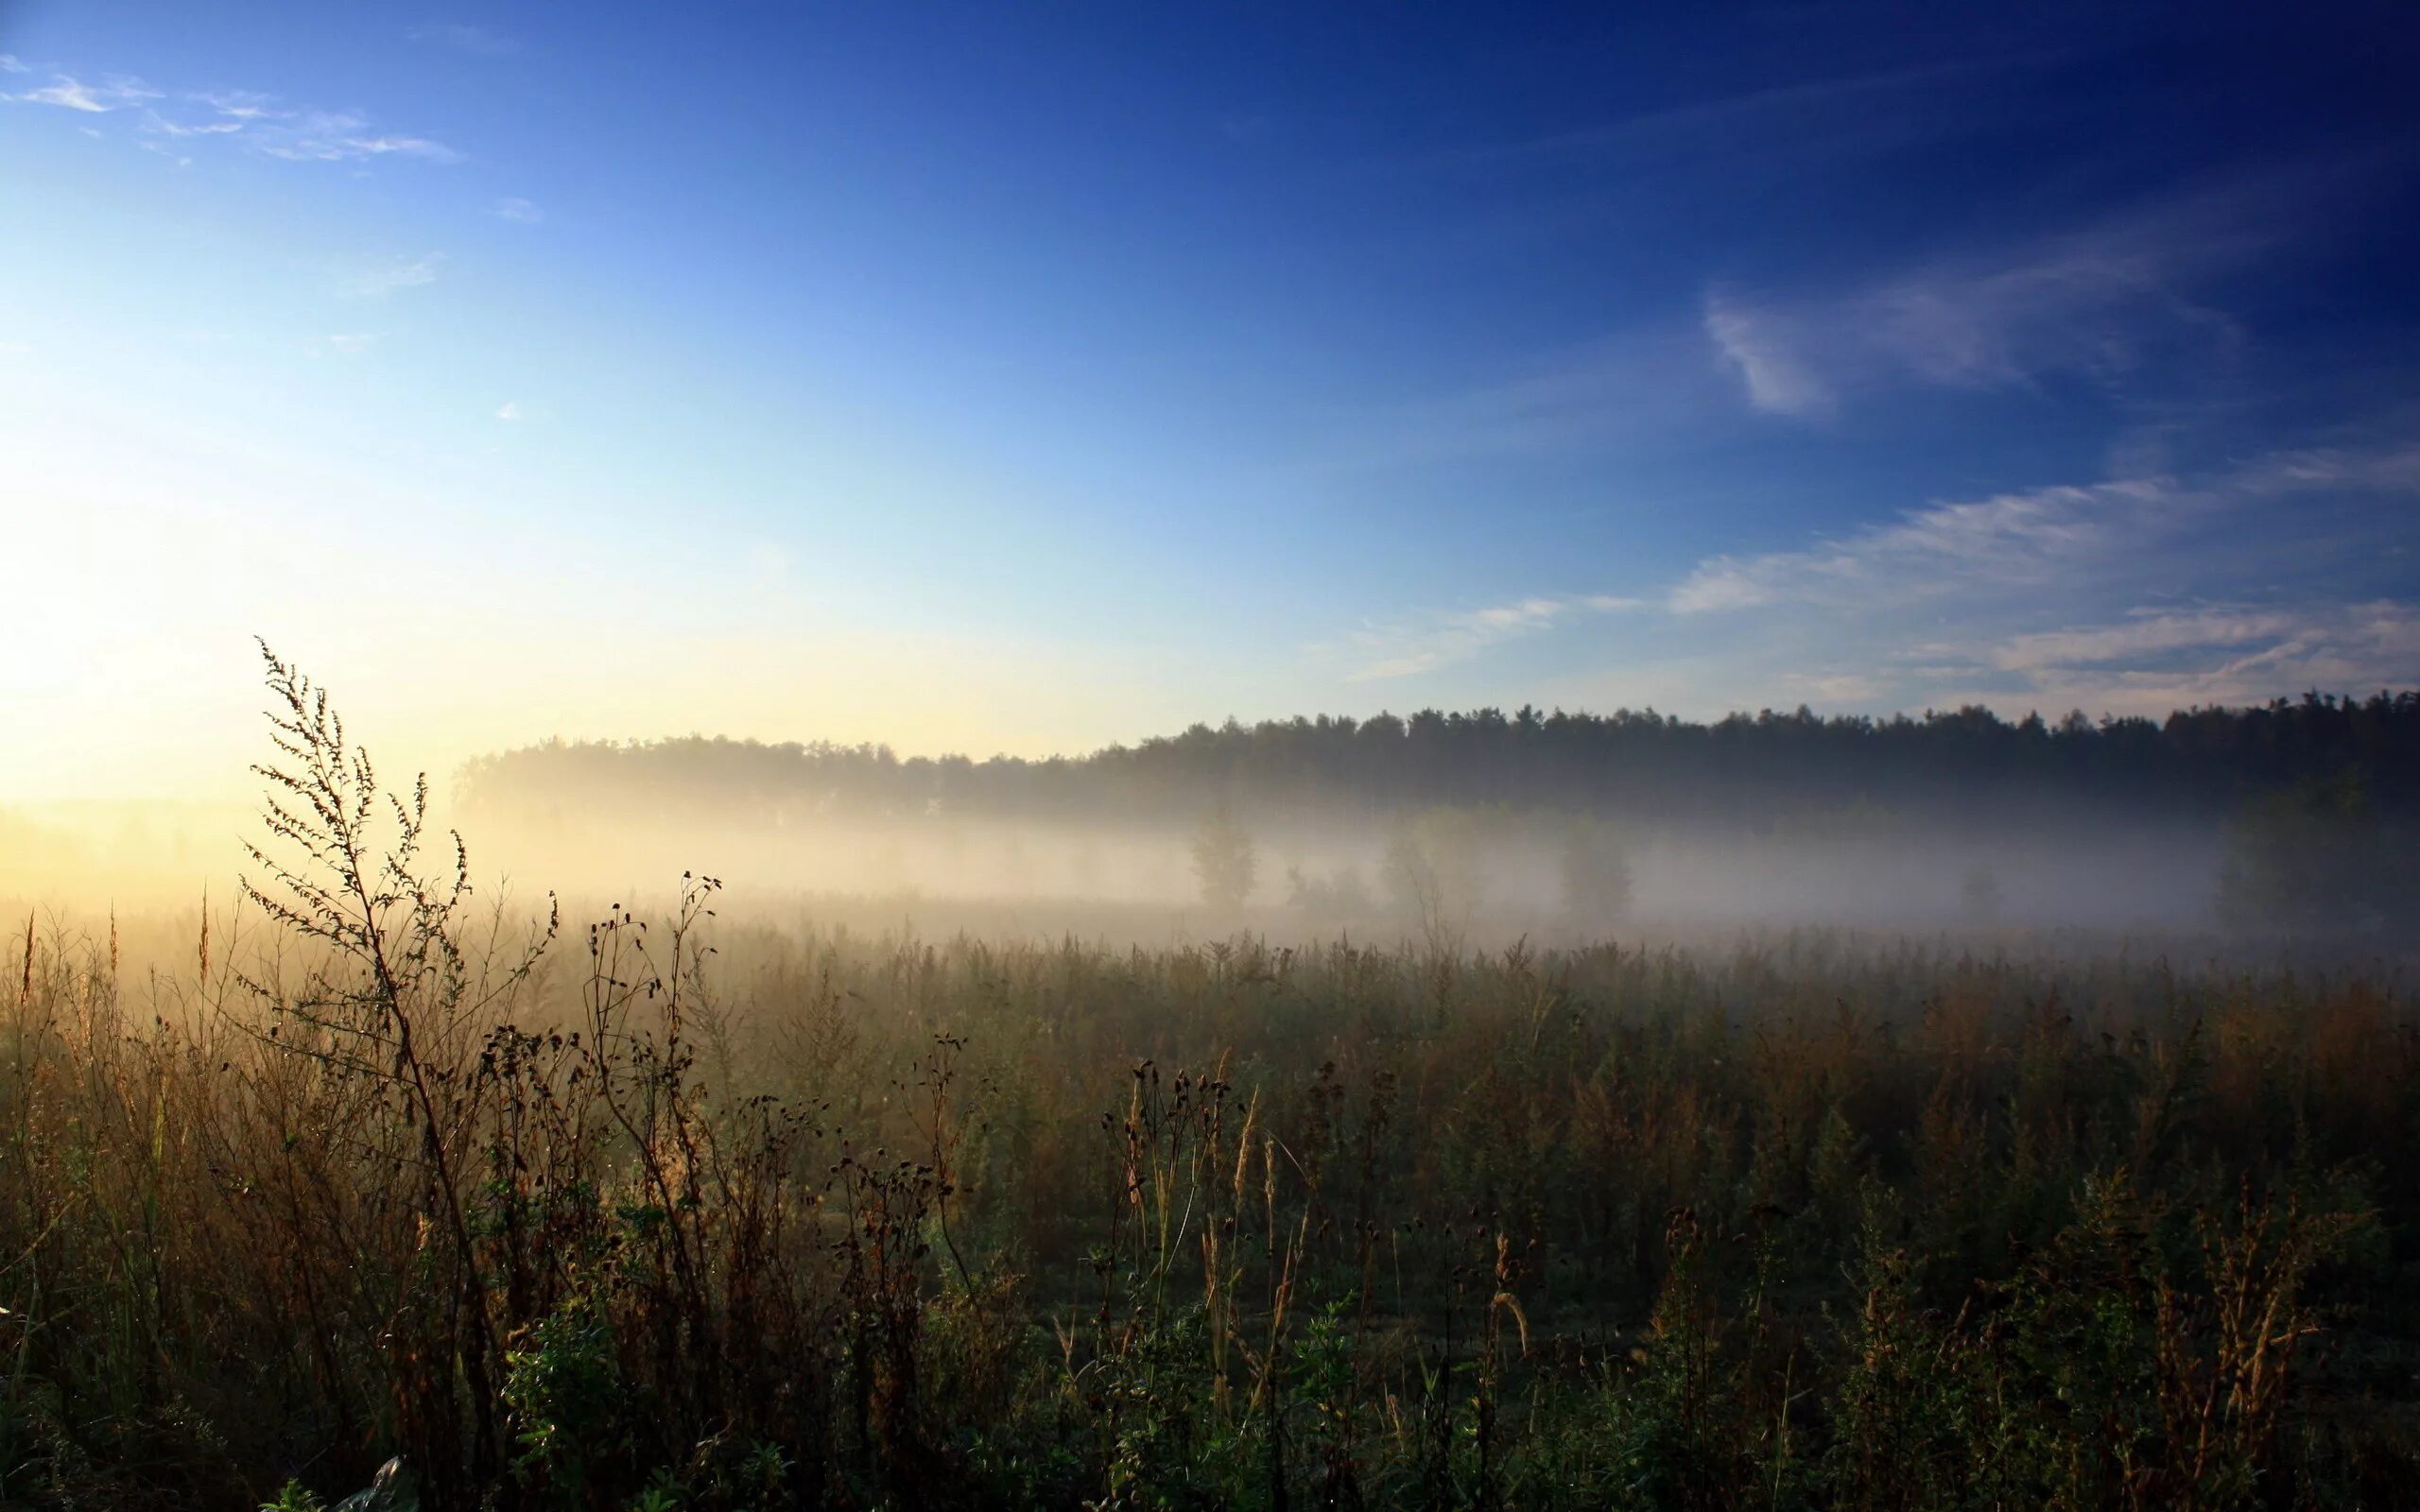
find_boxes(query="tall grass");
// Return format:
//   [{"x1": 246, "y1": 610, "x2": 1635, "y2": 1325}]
[{"x1": 1, "y1": 654, "x2": 2415, "y2": 1509}]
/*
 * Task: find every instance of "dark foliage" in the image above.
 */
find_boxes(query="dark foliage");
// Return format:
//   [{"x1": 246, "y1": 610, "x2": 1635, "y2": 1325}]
[{"x1": 458, "y1": 692, "x2": 2420, "y2": 833}]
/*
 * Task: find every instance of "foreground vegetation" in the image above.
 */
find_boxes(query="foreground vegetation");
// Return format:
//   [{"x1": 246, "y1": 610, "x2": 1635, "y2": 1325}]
[{"x1": 4, "y1": 659, "x2": 2417, "y2": 1509}]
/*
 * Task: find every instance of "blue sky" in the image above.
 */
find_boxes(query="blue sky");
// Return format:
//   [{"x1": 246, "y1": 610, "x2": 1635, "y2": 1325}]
[{"x1": 3, "y1": 3, "x2": 2417, "y2": 797}]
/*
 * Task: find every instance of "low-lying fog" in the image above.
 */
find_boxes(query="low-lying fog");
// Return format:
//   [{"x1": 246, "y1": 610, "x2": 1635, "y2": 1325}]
[
  {"x1": 0, "y1": 800, "x2": 2226, "y2": 939},
  {"x1": 470, "y1": 810, "x2": 2223, "y2": 932}
]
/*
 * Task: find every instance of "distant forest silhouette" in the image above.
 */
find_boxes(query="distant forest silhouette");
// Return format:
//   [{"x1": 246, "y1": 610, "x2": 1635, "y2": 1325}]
[{"x1": 458, "y1": 690, "x2": 2420, "y2": 828}]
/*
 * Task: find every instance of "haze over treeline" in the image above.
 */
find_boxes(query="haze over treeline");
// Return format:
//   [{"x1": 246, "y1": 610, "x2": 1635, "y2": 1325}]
[
  {"x1": 462, "y1": 690, "x2": 2420, "y2": 827},
  {"x1": 448, "y1": 689, "x2": 2420, "y2": 937}
]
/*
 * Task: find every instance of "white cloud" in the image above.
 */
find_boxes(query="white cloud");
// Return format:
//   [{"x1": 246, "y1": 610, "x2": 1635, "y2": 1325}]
[
  {"x1": 1667, "y1": 561, "x2": 1777, "y2": 614},
  {"x1": 1322, "y1": 438, "x2": 2417, "y2": 697},
  {"x1": 353, "y1": 134, "x2": 458, "y2": 161},
  {"x1": 494, "y1": 401, "x2": 521, "y2": 421},
  {"x1": 323, "y1": 333, "x2": 380, "y2": 355},
  {"x1": 341, "y1": 253, "x2": 444, "y2": 298},
  {"x1": 1502, "y1": 438, "x2": 2420, "y2": 719},
  {"x1": 1355, "y1": 177, "x2": 2281, "y2": 459},
  {"x1": 251, "y1": 111, "x2": 460, "y2": 163},
  {"x1": 492, "y1": 197, "x2": 544, "y2": 224},
  {"x1": 1667, "y1": 443, "x2": 2420, "y2": 620},
  {"x1": 151, "y1": 116, "x2": 244, "y2": 138},
  {"x1": 1669, "y1": 477, "x2": 2173, "y2": 614},
  {"x1": 1703, "y1": 294, "x2": 1832, "y2": 416},
  {"x1": 9, "y1": 64, "x2": 460, "y2": 166},
  {"x1": 1988, "y1": 607, "x2": 2303, "y2": 674},
  {"x1": 0, "y1": 55, "x2": 29, "y2": 76},
  {"x1": 8, "y1": 73, "x2": 162, "y2": 112},
  {"x1": 1953, "y1": 601, "x2": 2420, "y2": 713},
  {"x1": 1339, "y1": 593, "x2": 1643, "y2": 680},
  {"x1": 195, "y1": 89, "x2": 275, "y2": 120},
  {"x1": 1702, "y1": 178, "x2": 2288, "y2": 419}
]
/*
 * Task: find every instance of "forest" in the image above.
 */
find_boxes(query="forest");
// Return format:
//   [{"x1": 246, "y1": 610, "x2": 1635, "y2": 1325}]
[{"x1": 458, "y1": 694, "x2": 2420, "y2": 829}]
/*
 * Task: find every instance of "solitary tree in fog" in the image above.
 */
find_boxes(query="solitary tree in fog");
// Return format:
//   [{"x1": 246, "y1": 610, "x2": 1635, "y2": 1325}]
[
  {"x1": 1385, "y1": 807, "x2": 1487, "y2": 954},
  {"x1": 1190, "y1": 799, "x2": 1258, "y2": 911}
]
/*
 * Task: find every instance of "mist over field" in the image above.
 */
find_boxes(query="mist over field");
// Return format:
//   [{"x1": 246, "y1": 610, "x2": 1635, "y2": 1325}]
[
  {"x1": 454, "y1": 797, "x2": 2222, "y2": 931},
  {"x1": 424, "y1": 697, "x2": 2415, "y2": 947},
  {"x1": 14, "y1": 693, "x2": 2416, "y2": 957}
]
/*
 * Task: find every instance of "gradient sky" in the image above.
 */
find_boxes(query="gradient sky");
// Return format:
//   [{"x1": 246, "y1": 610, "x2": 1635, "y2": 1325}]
[{"x1": 5, "y1": 2, "x2": 2418, "y2": 800}]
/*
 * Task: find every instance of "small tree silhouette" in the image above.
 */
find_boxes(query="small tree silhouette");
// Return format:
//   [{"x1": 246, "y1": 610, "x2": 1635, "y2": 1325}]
[
  {"x1": 1189, "y1": 798, "x2": 1258, "y2": 911},
  {"x1": 1384, "y1": 807, "x2": 1485, "y2": 955}
]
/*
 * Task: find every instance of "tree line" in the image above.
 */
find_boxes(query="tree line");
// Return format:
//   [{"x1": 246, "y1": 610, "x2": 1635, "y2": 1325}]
[{"x1": 458, "y1": 689, "x2": 2420, "y2": 831}]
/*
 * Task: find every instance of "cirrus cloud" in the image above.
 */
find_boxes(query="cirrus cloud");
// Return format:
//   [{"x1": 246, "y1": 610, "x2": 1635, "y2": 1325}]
[
  {"x1": 1333, "y1": 593, "x2": 1646, "y2": 680},
  {"x1": 5, "y1": 60, "x2": 460, "y2": 166},
  {"x1": 340, "y1": 252, "x2": 445, "y2": 299},
  {"x1": 1700, "y1": 174, "x2": 2307, "y2": 421},
  {"x1": 6, "y1": 71, "x2": 163, "y2": 113}
]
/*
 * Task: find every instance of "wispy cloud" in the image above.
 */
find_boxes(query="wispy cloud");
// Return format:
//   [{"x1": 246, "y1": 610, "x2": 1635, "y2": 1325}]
[
  {"x1": 244, "y1": 110, "x2": 461, "y2": 163},
  {"x1": 1438, "y1": 55, "x2": 2064, "y2": 174},
  {"x1": 1947, "y1": 600, "x2": 2420, "y2": 713},
  {"x1": 1346, "y1": 438, "x2": 2420, "y2": 713},
  {"x1": 411, "y1": 24, "x2": 520, "y2": 58},
  {"x1": 341, "y1": 253, "x2": 444, "y2": 298},
  {"x1": 322, "y1": 333, "x2": 381, "y2": 355},
  {"x1": 494, "y1": 400, "x2": 521, "y2": 421},
  {"x1": 1988, "y1": 607, "x2": 2305, "y2": 675},
  {"x1": 1668, "y1": 443, "x2": 2420, "y2": 619},
  {"x1": 1703, "y1": 293, "x2": 1832, "y2": 417},
  {"x1": 7, "y1": 62, "x2": 460, "y2": 166},
  {"x1": 1359, "y1": 167, "x2": 2341, "y2": 471},
  {"x1": 0, "y1": 56, "x2": 28, "y2": 76},
  {"x1": 194, "y1": 89, "x2": 275, "y2": 120},
  {"x1": 1669, "y1": 477, "x2": 2174, "y2": 614},
  {"x1": 1651, "y1": 440, "x2": 2420, "y2": 713},
  {"x1": 151, "y1": 117, "x2": 245, "y2": 139},
  {"x1": 492, "y1": 197, "x2": 544, "y2": 224},
  {"x1": 7, "y1": 72, "x2": 163, "y2": 112},
  {"x1": 1701, "y1": 175, "x2": 2307, "y2": 419},
  {"x1": 1337, "y1": 593, "x2": 1644, "y2": 680}
]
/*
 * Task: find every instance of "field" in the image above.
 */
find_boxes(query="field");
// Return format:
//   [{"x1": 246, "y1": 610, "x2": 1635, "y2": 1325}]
[
  {"x1": 3, "y1": 670, "x2": 2417, "y2": 1511},
  {"x1": 8, "y1": 919, "x2": 2419, "y2": 1508}
]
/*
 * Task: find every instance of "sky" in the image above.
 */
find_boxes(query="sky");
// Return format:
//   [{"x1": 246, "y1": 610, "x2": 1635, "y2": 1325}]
[{"x1": 3, "y1": 1, "x2": 2418, "y2": 801}]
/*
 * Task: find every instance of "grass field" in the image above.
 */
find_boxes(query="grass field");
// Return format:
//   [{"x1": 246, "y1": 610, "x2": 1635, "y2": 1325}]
[
  {"x1": 2, "y1": 665, "x2": 2414, "y2": 1509},
  {"x1": 8, "y1": 898, "x2": 2417, "y2": 1508}
]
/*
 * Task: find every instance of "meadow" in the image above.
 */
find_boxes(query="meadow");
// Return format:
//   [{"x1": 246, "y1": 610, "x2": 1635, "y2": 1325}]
[{"x1": 3, "y1": 660, "x2": 2416, "y2": 1510}]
